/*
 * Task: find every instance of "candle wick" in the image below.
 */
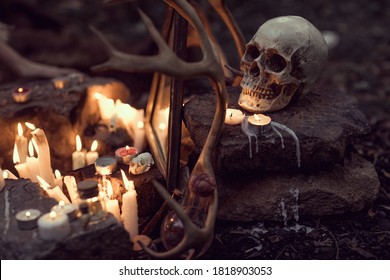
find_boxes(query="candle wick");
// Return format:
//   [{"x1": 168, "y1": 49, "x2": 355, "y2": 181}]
[{"x1": 230, "y1": 113, "x2": 233, "y2": 118}]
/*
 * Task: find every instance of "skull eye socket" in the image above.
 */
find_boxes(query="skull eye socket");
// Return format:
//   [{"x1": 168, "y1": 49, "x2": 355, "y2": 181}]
[
  {"x1": 266, "y1": 53, "x2": 287, "y2": 73},
  {"x1": 244, "y1": 45, "x2": 260, "y2": 62}
]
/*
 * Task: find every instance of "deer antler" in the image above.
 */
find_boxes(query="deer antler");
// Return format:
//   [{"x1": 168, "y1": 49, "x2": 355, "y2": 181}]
[{"x1": 91, "y1": 0, "x2": 227, "y2": 259}]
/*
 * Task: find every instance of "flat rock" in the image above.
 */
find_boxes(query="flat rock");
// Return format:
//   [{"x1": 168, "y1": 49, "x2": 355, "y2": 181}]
[
  {"x1": 217, "y1": 153, "x2": 379, "y2": 222},
  {"x1": 184, "y1": 86, "x2": 370, "y2": 174},
  {"x1": 0, "y1": 179, "x2": 132, "y2": 259}
]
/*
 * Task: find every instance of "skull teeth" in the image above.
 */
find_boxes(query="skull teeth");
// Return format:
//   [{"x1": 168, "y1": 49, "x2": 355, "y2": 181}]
[{"x1": 242, "y1": 87, "x2": 276, "y2": 100}]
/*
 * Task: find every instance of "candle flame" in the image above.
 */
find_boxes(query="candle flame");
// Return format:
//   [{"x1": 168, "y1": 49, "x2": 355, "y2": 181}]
[
  {"x1": 28, "y1": 140, "x2": 35, "y2": 157},
  {"x1": 13, "y1": 144, "x2": 20, "y2": 164},
  {"x1": 25, "y1": 211, "x2": 31, "y2": 218},
  {"x1": 91, "y1": 140, "x2": 98, "y2": 152},
  {"x1": 55, "y1": 169, "x2": 61, "y2": 179},
  {"x1": 17, "y1": 123, "x2": 23, "y2": 137},
  {"x1": 25, "y1": 122, "x2": 36, "y2": 130},
  {"x1": 120, "y1": 169, "x2": 134, "y2": 191},
  {"x1": 36, "y1": 175, "x2": 50, "y2": 191},
  {"x1": 49, "y1": 211, "x2": 57, "y2": 219},
  {"x1": 254, "y1": 114, "x2": 261, "y2": 121},
  {"x1": 17, "y1": 88, "x2": 23, "y2": 93},
  {"x1": 59, "y1": 200, "x2": 65, "y2": 207},
  {"x1": 94, "y1": 92, "x2": 102, "y2": 99},
  {"x1": 76, "y1": 135, "x2": 82, "y2": 152},
  {"x1": 137, "y1": 121, "x2": 144, "y2": 129},
  {"x1": 125, "y1": 145, "x2": 130, "y2": 151}
]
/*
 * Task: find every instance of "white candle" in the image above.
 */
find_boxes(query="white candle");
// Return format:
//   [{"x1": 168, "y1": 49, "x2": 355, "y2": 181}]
[
  {"x1": 37, "y1": 176, "x2": 70, "y2": 203},
  {"x1": 25, "y1": 140, "x2": 40, "y2": 183},
  {"x1": 31, "y1": 127, "x2": 55, "y2": 186},
  {"x1": 13, "y1": 144, "x2": 31, "y2": 179},
  {"x1": 64, "y1": 176, "x2": 79, "y2": 203},
  {"x1": 51, "y1": 201, "x2": 78, "y2": 222},
  {"x1": 94, "y1": 92, "x2": 115, "y2": 121},
  {"x1": 72, "y1": 135, "x2": 86, "y2": 170},
  {"x1": 120, "y1": 169, "x2": 138, "y2": 238},
  {"x1": 15, "y1": 123, "x2": 28, "y2": 163},
  {"x1": 105, "y1": 199, "x2": 121, "y2": 222},
  {"x1": 86, "y1": 140, "x2": 99, "y2": 165},
  {"x1": 38, "y1": 211, "x2": 71, "y2": 241},
  {"x1": 54, "y1": 169, "x2": 63, "y2": 190},
  {"x1": 225, "y1": 108, "x2": 245, "y2": 125},
  {"x1": 248, "y1": 113, "x2": 272, "y2": 126},
  {"x1": 0, "y1": 167, "x2": 5, "y2": 191},
  {"x1": 16, "y1": 209, "x2": 42, "y2": 230}
]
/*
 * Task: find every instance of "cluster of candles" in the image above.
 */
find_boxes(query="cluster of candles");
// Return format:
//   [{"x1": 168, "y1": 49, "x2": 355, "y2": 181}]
[
  {"x1": 72, "y1": 135, "x2": 99, "y2": 170},
  {"x1": 224, "y1": 108, "x2": 272, "y2": 126}
]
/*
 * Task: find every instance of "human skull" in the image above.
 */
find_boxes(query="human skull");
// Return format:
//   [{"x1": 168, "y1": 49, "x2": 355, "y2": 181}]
[
  {"x1": 129, "y1": 152, "x2": 154, "y2": 175},
  {"x1": 238, "y1": 16, "x2": 328, "y2": 113}
]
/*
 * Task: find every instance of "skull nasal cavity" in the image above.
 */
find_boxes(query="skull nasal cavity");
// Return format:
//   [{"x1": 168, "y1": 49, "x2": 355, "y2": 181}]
[
  {"x1": 266, "y1": 53, "x2": 287, "y2": 72},
  {"x1": 249, "y1": 63, "x2": 260, "y2": 76}
]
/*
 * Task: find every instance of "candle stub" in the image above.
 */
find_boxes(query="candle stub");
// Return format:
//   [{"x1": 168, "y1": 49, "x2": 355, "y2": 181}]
[
  {"x1": 115, "y1": 146, "x2": 138, "y2": 165},
  {"x1": 132, "y1": 234, "x2": 152, "y2": 252},
  {"x1": 95, "y1": 156, "x2": 117, "y2": 175},
  {"x1": 12, "y1": 87, "x2": 31, "y2": 103},
  {"x1": 248, "y1": 114, "x2": 272, "y2": 126},
  {"x1": 225, "y1": 108, "x2": 245, "y2": 125},
  {"x1": 16, "y1": 209, "x2": 42, "y2": 230}
]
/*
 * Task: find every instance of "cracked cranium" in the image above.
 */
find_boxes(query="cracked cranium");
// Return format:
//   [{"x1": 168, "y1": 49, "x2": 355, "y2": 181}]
[
  {"x1": 238, "y1": 16, "x2": 328, "y2": 113},
  {"x1": 129, "y1": 152, "x2": 154, "y2": 175}
]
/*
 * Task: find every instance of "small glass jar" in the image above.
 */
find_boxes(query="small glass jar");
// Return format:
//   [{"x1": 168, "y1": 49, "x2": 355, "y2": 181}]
[{"x1": 77, "y1": 179, "x2": 107, "y2": 224}]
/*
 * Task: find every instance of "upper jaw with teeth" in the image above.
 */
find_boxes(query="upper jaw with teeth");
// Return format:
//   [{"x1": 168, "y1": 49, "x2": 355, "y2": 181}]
[{"x1": 242, "y1": 87, "x2": 277, "y2": 100}]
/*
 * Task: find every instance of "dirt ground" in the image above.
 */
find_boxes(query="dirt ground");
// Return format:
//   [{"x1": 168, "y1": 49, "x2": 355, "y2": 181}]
[{"x1": 1, "y1": 0, "x2": 389, "y2": 259}]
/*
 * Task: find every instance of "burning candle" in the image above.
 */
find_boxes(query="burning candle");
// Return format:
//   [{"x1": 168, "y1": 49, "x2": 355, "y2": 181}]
[
  {"x1": 86, "y1": 140, "x2": 99, "y2": 165},
  {"x1": 37, "y1": 211, "x2": 71, "y2": 241},
  {"x1": 64, "y1": 176, "x2": 79, "y2": 203},
  {"x1": 15, "y1": 123, "x2": 28, "y2": 163},
  {"x1": 12, "y1": 87, "x2": 31, "y2": 103},
  {"x1": 105, "y1": 199, "x2": 121, "y2": 222},
  {"x1": 51, "y1": 201, "x2": 78, "y2": 222},
  {"x1": 37, "y1": 176, "x2": 70, "y2": 203},
  {"x1": 3, "y1": 169, "x2": 18, "y2": 180},
  {"x1": 72, "y1": 135, "x2": 86, "y2": 170},
  {"x1": 115, "y1": 145, "x2": 138, "y2": 164},
  {"x1": 54, "y1": 170, "x2": 63, "y2": 190},
  {"x1": 248, "y1": 114, "x2": 272, "y2": 126},
  {"x1": 120, "y1": 169, "x2": 138, "y2": 238},
  {"x1": 13, "y1": 144, "x2": 31, "y2": 179},
  {"x1": 16, "y1": 209, "x2": 42, "y2": 230},
  {"x1": 25, "y1": 140, "x2": 40, "y2": 183},
  {"x1": 30, "y1": 126, "x2": 55, "y2": 186},
  {"x1": 225, "y1": 108, "x2": 245, "y2": 125},
  {"x1": 52, "y1": 77, "x2": 69, "y2": 89}
]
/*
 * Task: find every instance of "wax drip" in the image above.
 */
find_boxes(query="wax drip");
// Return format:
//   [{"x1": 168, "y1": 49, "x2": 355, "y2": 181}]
[
  {"x1": 241, "y1": 117, "x2": 258, "y2": 158},
  {"x1": 3, "y1": 189, "x2": 10, "y2": 237},
  {"x1": 280, "y1": 199, "x2": 288, "y2": 226},
  {"x1": 271, "y1": 121, "x2": 301, "y2": 167},
  {"x1": 290, "y1": 187, "x2": 300, "y2": 223},
  {"x1": 271, "y1": 125, "x2": 285, "y2": 148}
]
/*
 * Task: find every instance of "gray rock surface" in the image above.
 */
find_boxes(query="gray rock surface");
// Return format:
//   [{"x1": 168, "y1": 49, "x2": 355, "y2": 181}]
[
  {"x1": 217, "y1": 154, "x2": 379, "y2": 222},
  {"x1": 184, "y1": 86, "x2": 370, "y2": 174}
]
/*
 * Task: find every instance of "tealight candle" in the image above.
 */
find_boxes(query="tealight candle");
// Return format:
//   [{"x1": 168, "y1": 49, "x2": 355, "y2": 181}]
[
  {"x1": 86, "y1": 140, "x2": 99, "y2": 165},
  {"x1": 16, "y1": 209, "x2": 42, "y2": 230},
  {"x1": 38, "y1": 211, "x2": 71, "y2": 241},
  {"x1": 12, "y1": 87, "x2": 31, "y2": 103},
  {"x1": 248, "y1": 113, "x2": 272, "y2": 126},
  {"x1": 95, "y1": 156, "x2": 117, "y2": 176},
  {"x1": 225, "y1": 108, "x2": 245, "y2": 125},
  {"x1": 115, "y1": 145, "x2": 138, "y2": 164},
  {"x1": 72, "y1": 135, "x2": 86, "y2": 170},
  {"x1": 51, "y1": 201, "x2": 78, "y2": 222}
]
